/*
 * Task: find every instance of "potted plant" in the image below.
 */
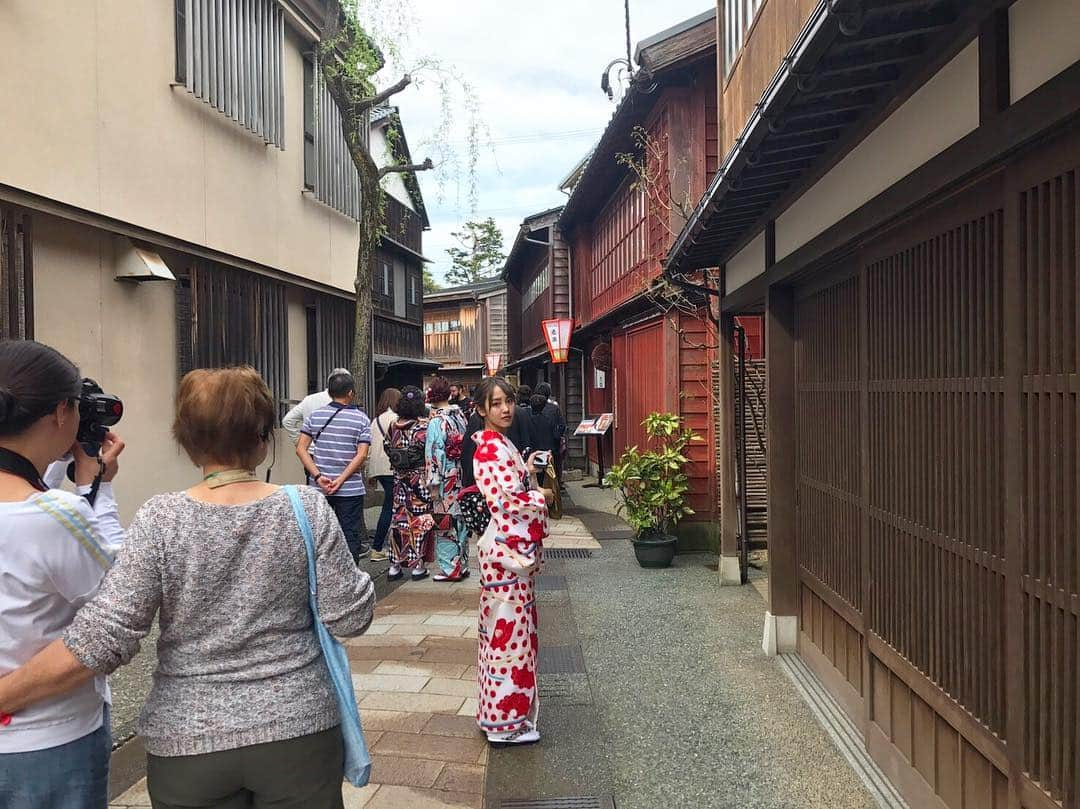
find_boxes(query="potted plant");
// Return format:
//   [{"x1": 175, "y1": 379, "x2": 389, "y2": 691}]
[{"x1": 605, "y1": 412, "x2": 697, "y2": 568}]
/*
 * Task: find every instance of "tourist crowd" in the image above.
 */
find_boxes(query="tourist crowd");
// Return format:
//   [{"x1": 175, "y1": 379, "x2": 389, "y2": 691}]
[{"x1": 0, "y1": 339, "x2": 559, "y2": 809}]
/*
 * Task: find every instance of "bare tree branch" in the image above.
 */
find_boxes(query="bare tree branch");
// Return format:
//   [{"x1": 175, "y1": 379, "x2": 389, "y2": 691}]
[
  {"x1": 359, "y1": 74, "x2": 412, "y2": 111},
  {"x1": 378, "y1": 158, "x2": 434, "y2": 178}
]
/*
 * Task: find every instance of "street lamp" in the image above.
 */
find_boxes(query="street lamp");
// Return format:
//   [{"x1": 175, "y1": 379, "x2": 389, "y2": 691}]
[{"x1": 542, "y1": 318, "x2": 574, "y2": 364}]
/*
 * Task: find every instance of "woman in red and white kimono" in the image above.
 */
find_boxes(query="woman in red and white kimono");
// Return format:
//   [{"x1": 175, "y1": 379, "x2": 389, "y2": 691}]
[{"x1": 471, "y1": 377, "x2": 549, "y2": 746}]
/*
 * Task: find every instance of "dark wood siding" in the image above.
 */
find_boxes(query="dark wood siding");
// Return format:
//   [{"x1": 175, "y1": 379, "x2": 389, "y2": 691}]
[
  {"x1": 783, "y1": 126, "x2": 1080, "y2": 809},
  {"x1": 176, "y1": 261, "x2": 288, "y2": 410},
  {"x1": 520, "y1": 252, "x2": 553, "y2": 354},
  {"x1": 552, "y1": 225, "x2": 571, "y2": 319},
  {"x1": 313, "y1": 293, "x2": 355, "y2": 388},
  {"x1": 0, "y1": 204, "x2": 33, "y2": 340},
  {"x1": 374, "y1": 315, "x2": 422, "y2": 359},
  {"x1": 383, "y1": 195, "x2": 423, "y2": 255}
]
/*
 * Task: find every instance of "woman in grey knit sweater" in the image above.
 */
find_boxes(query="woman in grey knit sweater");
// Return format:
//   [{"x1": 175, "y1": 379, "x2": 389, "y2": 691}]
[{"x1": 0, "y1": 367, "x2": 376, "y2": 809}]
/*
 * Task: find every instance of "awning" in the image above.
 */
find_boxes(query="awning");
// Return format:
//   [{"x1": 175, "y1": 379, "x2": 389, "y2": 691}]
[
  {"x1": 374, "y1": 353, "x2": 442, "y2": 370},
  {"x1": 504, "y1": 347, "x2": 552, "y2": 371},
  {"x1": 665, "y1": 0, "x2": 984, "y2": 275}
]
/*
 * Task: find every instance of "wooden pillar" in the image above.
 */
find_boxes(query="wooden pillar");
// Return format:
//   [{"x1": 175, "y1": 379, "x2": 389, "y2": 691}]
[
  {"x1": 716, "y1": 314, "x2": 741, "y2": 585},
  {"x1": 763, "y1": 283, "x2": 798, "y2": 655}
]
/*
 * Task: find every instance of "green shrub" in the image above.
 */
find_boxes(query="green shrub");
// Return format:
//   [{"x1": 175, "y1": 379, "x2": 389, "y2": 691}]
[{"x1": 605, "y1": 412, "x2": 698, "y2": 537}]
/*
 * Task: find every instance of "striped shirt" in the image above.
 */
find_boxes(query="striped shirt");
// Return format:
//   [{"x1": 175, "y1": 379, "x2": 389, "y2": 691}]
[{"x1": 302, "y1": 403, "x2": 372, "y2": 497}]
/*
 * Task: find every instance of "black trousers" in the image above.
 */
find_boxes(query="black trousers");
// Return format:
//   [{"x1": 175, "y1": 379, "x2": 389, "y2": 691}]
[
  {"x1": 146, "y1": 726, "x2": 344, "y2": 809},
  {"x1": 327, "y1": 494, "x2": 368, "y2": 559}
]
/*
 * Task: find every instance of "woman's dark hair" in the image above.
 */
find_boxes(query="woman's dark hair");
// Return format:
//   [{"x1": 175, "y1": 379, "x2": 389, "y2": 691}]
[
  {"x1": 529, "y1": 394, "x2": 548, "y2": 415},
  {"x1": 535, "y1": 382, "x2": 552, "y2": 399},
  {"x1": 394, "y1": 385, "x2": 428, "y2": 420},
  {"x1": 474, "y1": 377, "x2": 516, "y2": 414},
  {"x1": 515, "y1": 385, "x2": 532, "y2": 404},
  {"x1": 376, "y1": 387, "x2": 402, "y2": 414},
  {"x1": 0, "y1": 340, "x2": 82, "y2": 437},
  {"x1": 426, "y1": 376, "x2": 452, "y2": 404}
]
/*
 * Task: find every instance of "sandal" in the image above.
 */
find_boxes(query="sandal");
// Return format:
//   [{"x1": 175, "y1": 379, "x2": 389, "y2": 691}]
[
  {"x1": 387, "y1": 565, "x2": 403, "y2": 582},
  {"x1": 410, "y1": 568, "x2": 430, "y2": 581}
]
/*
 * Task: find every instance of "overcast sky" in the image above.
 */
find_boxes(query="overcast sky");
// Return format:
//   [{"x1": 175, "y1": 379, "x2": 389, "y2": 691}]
[{"x1": 379, "y1": 0, "x2": 715, "y2": 285}]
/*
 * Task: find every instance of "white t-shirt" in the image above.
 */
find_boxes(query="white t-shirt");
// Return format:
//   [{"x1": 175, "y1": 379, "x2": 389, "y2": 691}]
[
  {"x1": 0, "y1": 482, "x2": 124, "y2": 752},
  {"x1": 282, "y1": 391, "x2": 333, "y2": 445}
]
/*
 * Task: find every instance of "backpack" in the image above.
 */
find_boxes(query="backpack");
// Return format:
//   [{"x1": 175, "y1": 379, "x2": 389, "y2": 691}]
[{"x1": 388, "y1": 422, "x2": 425, "y2": 472}]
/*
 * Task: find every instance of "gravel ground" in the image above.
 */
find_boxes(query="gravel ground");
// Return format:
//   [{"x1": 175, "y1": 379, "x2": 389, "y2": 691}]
[{"x1": 485, "y1": 481, "x2": 877, "y2": 809}]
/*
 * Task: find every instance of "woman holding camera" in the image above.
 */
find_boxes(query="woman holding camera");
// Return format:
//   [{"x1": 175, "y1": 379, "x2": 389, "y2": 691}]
[
  {"x1": 470, "y1": 377, "x2": 549, "y2": 746},
  {"x1": 0, "y1": 340, "x2": 125, "y2": 809},
  {"x1": 0, "y1": 366, "x2": 375, "y2": 809}
]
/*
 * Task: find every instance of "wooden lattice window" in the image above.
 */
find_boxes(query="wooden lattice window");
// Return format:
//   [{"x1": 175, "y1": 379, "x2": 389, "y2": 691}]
[
  {"x1": 0, "y1": 206, "x2": 33, "y2": 340},
  {"x1": 176, "y1": 261, "x2": 288, "y2": 411}
]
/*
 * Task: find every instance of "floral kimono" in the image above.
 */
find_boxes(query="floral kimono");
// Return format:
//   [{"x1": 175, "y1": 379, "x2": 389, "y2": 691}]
[
  {"x1": 426, "y1": 404, "x2": 470, "y2": 579},
  {"x1": 389, "y1": 418, "x2": 433, "y2": 568},
  {"x1": 472, "y1": 429, "x2": 547, "y2": 736}
]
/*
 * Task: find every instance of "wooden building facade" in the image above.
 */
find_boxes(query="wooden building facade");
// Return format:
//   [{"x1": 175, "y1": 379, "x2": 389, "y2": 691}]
[
  {"x1": 665, "y1": 1, "x2": 1080, "y2": 806},
  {"x1": 502, "y1": 207, "x2": 586, "y2": 471},
  {"x1": 423, "y1": 279, "x2": 507, "y2": 389},
  {"x1": 556, "y1": 10, "x2": 723, "y2": 550}
]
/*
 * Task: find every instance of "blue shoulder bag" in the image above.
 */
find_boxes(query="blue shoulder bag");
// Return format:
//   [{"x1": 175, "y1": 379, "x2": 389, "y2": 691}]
[{"x1": 284, "y1": 485, "x2": 372, "y2": 787}]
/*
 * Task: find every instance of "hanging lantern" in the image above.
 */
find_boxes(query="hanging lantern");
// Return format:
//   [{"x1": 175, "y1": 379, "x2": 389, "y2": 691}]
[
  {"x1": 542, "y1": 318, "x2": 574, "y2": 364},
  {"x1": 485, "y1": 352, "x2": 503, "y2": 377}
]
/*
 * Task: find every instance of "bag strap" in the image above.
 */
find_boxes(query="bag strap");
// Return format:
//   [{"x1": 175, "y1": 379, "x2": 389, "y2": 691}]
[
  {"x1": 284, "y1": 486, "x2": 319, "y2": 605},
  {"x1": 375, "y1": 412, "x2": 388, "y2": 441},
  {"x1": 312, "y1": 407, "x2": 346, "y2": 446}
]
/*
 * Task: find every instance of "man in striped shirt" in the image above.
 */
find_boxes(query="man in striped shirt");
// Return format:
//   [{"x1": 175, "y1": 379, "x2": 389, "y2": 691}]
[{"x1": 296, "y1": 372, "x2": 372, "y2": 561}]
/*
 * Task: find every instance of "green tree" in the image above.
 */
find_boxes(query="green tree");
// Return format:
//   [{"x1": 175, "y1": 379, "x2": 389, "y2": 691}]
[
  {"x1": 316, "y1": 0, "x2": 479, "y2": 406},
  {"x1": 423, "y1": 268, "x2": 441, "y2": 294},
  {"x1": 445, "y1": 218, "x2": 506, "y2": 286}
]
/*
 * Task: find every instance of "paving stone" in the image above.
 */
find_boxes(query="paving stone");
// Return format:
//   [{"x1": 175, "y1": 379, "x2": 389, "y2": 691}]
[
  {"x1": 366, "y1": 784, "x2": 481, "y2": 809},
  {"x1": 373, "y1": 731, "x2": 486, "y2": 765},
  {"x1": 348, "y1": 645, "x2": 427, "y2": 662},
  {"x1": 422, "y1": 714, "x2": 483, "y2": 739},
  {"x1": 354, "y1": 674, "x2": 430, "y2": 694},
  {"x1": 363, "y1": 624, "x2": 392, "y2": 635},
  {"x1": 423, "y1": 614, "x2": 476, "y2": 627},
  {"x1": 421, "y1": 677, "x2": 475, "y2": 698},
  {"x1": 383, "y1": 624, "x2": 469, "y2": 638},
  {"x1": 342, "y1": 782, "x2": 381, "y2": 808},
  {"x1": 359, "y1": 709, "x2": 433, "y2": 734},
  {"x1": 457, "y1": 698, "x2": 479, "y2": 718},
  {"x1": 361, "y1": 692, "x2": 465, "y2": 715},
  {"x1": 349, "y1": 634, "x2": 427, "y2": 647},
  {"x1": 422, "y1": 637, "x2": 477, "y2": 651},
  {"x1": 433, "y1": 763, "x2": 485, "y2": 795},
  {"x1": 374, "y1": 662, "x2": 468, "y2": 679},
  {"x1": 370, "y1": 754, "x2": 446, "y2": 789},
  {"x1": 349, "y1": 660, "x2": 382, "y2": 674},
  {"x1": 421, "y1": 647, "x2": 477, "y2": 665},
  {"x1": 111, "y1": 779, "x2": 151, "y2": 807}
]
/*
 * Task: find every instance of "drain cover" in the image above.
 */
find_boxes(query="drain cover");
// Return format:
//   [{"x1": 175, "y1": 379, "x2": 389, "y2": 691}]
[
  {"x1": 536, "y1": 574, "x2": 568, "y2": 591},
  {"x1": 500, "y1": 798, "x2": 616, "y2": 809},
  {"x1": 545, "y1": 548, "x2": 594, "y2": 559},
  {"x1": 538, "y1": 644, "x2": 586, "y2": 674}
]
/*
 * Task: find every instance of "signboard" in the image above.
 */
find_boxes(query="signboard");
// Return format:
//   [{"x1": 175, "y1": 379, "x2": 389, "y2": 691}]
[
  {"x1": 594, "y1": 368, "x2": 606, "y2": 389},
  {"x1": 542, "y1": 318, "x2": 574, "y2": 364},
  {"x1": 574, "y1": 413, "x2": 614, "y2": 436}
]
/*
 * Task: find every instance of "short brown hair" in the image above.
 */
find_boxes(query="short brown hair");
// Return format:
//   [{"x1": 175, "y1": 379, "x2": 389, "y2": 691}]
[{"x1": 173, "y1": 367, "x2": 276, "y2": 469}]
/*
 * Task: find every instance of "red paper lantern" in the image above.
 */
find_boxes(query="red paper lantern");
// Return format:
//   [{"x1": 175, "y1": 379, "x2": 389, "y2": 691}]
[
  {"x1": 485, "y1": 352, "x2": 503, "y2": 377},
  {"x1": 542, "y1": 318, "x2": 574, "y2": 364}
]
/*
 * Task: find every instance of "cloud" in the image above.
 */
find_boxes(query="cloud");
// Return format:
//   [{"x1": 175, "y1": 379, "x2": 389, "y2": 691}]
[{"x1": 384, "y1": 1, "x2": 715, "y2": 282}]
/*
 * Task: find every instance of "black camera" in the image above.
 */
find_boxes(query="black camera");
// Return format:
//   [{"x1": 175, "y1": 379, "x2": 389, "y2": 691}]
[{"x1": 76, "y1": 378, "x2": 123, "y2": 447}]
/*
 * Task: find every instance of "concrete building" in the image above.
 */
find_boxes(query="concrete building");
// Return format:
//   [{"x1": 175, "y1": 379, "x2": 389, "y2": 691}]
[{"x1": 0, "y1": 0, "x2": 427, "y2": 520}]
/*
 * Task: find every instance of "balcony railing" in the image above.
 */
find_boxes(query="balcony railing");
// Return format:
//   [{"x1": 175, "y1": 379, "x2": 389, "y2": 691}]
[{"x1": 424, "y1": 330, "x2": 461, "y2": 361}]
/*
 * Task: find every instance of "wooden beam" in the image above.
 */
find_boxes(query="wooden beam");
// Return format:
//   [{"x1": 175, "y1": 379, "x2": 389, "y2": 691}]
[
  {"x1": 766, "y1": 284, "x2": 798, "y2": 617},
  {"x1": 717, "y1": 315, "x2": 740, "y2": 563},
  {"x1": 978, "y1": 8, "x2": 1010, "y2": 124}
]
